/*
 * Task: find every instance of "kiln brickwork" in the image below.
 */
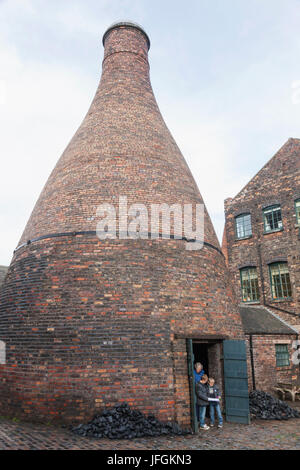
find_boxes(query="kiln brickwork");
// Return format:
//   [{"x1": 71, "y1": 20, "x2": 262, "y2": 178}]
[
  {"x1": 223, "y1": 139, "x2": 300, "y2": 389},
  {"x1": 0, "y1": 22, "x2": 244, "y2": 427}
]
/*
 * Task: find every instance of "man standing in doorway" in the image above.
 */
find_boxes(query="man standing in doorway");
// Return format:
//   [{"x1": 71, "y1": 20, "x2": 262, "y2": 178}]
[{"x1": 194, "y1": 362, "x2": 204, "y2": 384}]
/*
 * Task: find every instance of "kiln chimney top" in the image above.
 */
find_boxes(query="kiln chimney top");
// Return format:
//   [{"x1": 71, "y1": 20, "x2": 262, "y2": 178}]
[{"x1": 102, "y1": 21, "x2": 150, "y2": 50}]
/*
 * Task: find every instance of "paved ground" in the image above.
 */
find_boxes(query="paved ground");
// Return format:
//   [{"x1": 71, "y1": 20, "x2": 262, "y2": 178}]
[{"x1": 0, "y1": 416, "x2": 300, "y2": 450}]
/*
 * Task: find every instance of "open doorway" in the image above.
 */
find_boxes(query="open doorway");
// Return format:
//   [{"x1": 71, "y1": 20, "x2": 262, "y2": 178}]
[
  {"x1": 187, "y1": 339, "x2": 224, "y2": 431},
  {"x1": 192, "y1": 341, "x2": 223, "y2": 387},
  {"x1": 186, "y1": 338, "x2": 250, "y2": 430},
  {"x1": 193, "y1": 341, "x2": 224, "y2": 419},
  {"x1": 193, "y1": 342, "x2": 209, "y2": 376}
]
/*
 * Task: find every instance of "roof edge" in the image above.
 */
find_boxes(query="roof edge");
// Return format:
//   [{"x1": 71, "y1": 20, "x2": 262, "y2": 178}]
[
  {"x1": 263, "y1": 306, "x2": 299, "y2": 335},
  {"x1": 240, "y1": 304, "x2": 299, "y2": 335},
  {"x1": 226, "y1": 138, "x2": 300, "y2": 206}
]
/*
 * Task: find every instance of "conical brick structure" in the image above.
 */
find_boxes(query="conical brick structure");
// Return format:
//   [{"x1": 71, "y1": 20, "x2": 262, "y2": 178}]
[{"x1": 0, "y1": 22, "x2": 244, "y2": 426}]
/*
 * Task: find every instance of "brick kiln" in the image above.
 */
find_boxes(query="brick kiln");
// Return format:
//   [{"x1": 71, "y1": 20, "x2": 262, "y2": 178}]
[{"x1": 0, "y1": 22, "x2": 248, "y2": 427}]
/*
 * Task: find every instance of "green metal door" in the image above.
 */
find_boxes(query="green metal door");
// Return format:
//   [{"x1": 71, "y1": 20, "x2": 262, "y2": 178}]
[
  {"x1": 223, "y1": 340, "x2": 250, "y2": 424},
  {"x1": 186, "y1": 339, "x2": 198, "y2": 433}
]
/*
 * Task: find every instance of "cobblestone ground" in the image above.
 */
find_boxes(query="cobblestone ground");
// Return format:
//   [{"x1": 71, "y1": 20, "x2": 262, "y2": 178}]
[{"x1": 0, "y1": 417, "x2": 299, "y2": 450}]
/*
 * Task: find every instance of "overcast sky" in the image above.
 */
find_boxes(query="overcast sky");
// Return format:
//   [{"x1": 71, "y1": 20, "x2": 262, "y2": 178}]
[{"x1": 0, "y1": 0, "x2": 300, "y2": 266}]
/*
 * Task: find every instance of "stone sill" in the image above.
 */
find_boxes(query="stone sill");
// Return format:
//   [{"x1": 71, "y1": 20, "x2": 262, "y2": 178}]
[
  {"x1": 235, "y1": 236, "x2": 253, "y2": 242},
  {"x1": 263, "y1": 228, "x2": 284, "y2": 235}
]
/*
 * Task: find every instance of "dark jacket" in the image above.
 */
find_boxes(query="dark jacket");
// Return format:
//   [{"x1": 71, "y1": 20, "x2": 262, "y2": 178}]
[
  {"x1": 195, "y1": 381, "x2": 209, "y2": 407},
  {"x1": 207, "y1": 384, "x2": 220, "y2": 404}
]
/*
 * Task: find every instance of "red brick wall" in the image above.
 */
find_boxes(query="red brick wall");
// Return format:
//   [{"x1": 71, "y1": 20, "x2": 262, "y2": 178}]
[
  {"x1": 172, "y1": 338, "x2": 191, "y2": 427},
  {"x1": 245, "y1": 334, "x2": 299, "y2": 392},
  {"x1": 0, "y1": 232, "x2": 243, "y2": 425}
]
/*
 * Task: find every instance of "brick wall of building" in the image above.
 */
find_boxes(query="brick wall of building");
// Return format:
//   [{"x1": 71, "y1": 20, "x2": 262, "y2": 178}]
[
  {"x1": 172, "y1": 338, "x2": 191, "y2": 427},
  {"x1": 245, "y1": 334, "x2": 299, "y2": 392},
  {"x1": 224, "y1": 138, "x2": 300, "y2": 325},
  {"x1": 0, "y1": 235, "x2": 243, "y2": 425}
]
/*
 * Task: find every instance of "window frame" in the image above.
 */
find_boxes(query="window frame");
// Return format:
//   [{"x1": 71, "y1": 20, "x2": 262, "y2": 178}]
[
  {"x1": 269, "y1": 262, "x2": 292, "y2": 301},
  {"x1": 275, "y1": 344, "x2": 290, "y2": 368},
  {"x1": 295, "y1": 199, "x2": 300, "y2": 225},
  {"x1": 263, "y1": 205, "x2": 283, "y2": 234},
  {"x1": 235, "y1": 213, "x2": 252, "y2": 240},
  {"x1": 240, "y1": 266, "x2": 260, "y2": 303}
]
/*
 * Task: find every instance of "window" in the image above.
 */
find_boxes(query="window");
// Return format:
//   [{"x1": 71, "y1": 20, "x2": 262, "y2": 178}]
[
  {"x1": 269, "y1": 262, "x2": 292, "y2": 300},
  {"x1": 263, "y1": 205, "x2": 283, "y2": 233},
  {"x1": 240, "y1": 267, "x2": 260, "y2": 302},
  {"x1": 295, "y1": 199, "x2": 300, "y2": 225},
  {"x1": 235, "y1": 213, "x2": 252, "y2": 239},
  {"x1": 275, "y1": 344, "x2": 290, "y2": 367}
]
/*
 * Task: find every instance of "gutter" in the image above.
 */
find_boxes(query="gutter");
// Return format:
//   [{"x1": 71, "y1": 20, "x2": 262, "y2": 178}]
[{"x1": 265, "y1": 303, "x2": 299, "y2": 318}]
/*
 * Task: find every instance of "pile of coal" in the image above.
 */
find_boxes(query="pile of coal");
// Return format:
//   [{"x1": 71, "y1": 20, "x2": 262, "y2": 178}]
[
  {"x1": 250, "y1": 390, "x2": 300, "y2": 420},
  {"x1": 71, "y1": 403, "x2": 189, "y2": 439}
]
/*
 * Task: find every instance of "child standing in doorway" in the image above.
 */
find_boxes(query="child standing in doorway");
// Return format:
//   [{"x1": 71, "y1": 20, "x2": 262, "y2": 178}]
[{"x1": 208, "y1": 377, "x2": 223, "y2": 428}]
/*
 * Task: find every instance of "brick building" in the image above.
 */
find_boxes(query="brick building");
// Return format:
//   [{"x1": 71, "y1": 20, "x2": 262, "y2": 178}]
[
  {"x1": 223, "y1": 138, "x2": 300, "y2": 391},
  {"x1": 0, "y1": 23, "x2": 250, "y2": 428}
]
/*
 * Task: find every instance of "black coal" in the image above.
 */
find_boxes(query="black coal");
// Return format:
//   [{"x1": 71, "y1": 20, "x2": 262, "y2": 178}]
[
  {"x1": 250, "y1": 390, "x2": 300, "y2": 420},
  {"x1": 71, "y1": 403, "x2": 189, "y2": 439}
]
